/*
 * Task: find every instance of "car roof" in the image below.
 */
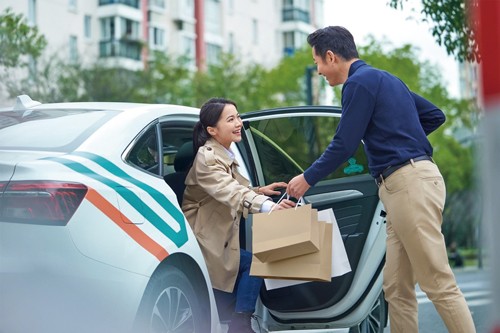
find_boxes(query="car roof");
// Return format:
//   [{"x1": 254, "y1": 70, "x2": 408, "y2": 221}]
[
  {"x1": 2, "y1": 95, "x2": 200, "y2": 115},
  {"x1": 30, "y1": 102, "x2": 199, "y2": 114}
]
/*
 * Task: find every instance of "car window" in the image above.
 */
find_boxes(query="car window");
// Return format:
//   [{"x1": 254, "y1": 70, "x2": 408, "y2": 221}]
[
  {"x1": 126, "y1": 127, "x2": 160, "y2": 174},
  {"x1": 126, "y1": 123, "x2": 195, "y2": 177},
  {"x1": 247, "y1": 115, "x2": 368, "y2": 184},
  {"x1": 160, "y1": 124, "x2": 194, "y2": 176},
  {"x1": 0, "y1": 109, "x2": 119, "y2": 152}
]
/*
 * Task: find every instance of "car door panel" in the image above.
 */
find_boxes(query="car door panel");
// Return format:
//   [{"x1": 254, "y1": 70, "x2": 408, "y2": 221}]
[{"x1": 239, "y1": 107, "x2": 384, "y2": 317}]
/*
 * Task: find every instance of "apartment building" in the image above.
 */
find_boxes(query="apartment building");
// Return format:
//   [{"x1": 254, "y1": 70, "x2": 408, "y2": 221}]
[{"x1": 1, "y1": 0, "x2": 324, "y2": 72}]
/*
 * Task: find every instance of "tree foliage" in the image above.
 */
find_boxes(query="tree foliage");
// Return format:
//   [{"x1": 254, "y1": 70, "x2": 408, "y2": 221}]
[
  {"x1": 192, "y1": 54, "x2": 272, "y2": 111},
  {"x1": 136, "y1": 52, "x2": 194, "y2": 105},
  {"x1": 388, "y1": 0, "x2": 479, "y2": 62},
  {"x1": 0, "y1": 8, "x2": 47, "y2": 68}
]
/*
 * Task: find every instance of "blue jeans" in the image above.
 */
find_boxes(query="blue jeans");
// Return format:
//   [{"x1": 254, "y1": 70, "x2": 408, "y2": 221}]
[{"x1": 233, "y1": 249, "x2": 263, "y2": 313}]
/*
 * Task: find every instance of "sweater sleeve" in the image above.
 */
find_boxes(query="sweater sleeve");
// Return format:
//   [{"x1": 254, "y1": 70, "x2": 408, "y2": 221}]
[
  {"x1": 412, "y1": 92, "x2": 446, "y2": 135},
  {"x1": 303, "y1": 81, "x2": 375, "y2": 186}
]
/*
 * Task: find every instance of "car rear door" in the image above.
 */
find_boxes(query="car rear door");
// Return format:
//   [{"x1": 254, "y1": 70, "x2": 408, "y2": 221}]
[{"x1": 238, "y1": 106, "x2": 386, "y2": 322}]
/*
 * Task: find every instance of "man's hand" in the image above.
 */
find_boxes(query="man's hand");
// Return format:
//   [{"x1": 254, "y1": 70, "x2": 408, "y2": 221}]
[{"x1": 287, "y1": 174, "x2": 311, "y2": 199}]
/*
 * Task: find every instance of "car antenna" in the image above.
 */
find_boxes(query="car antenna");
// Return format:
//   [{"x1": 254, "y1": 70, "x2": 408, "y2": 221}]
[{"x1": 14, "y1": 95, "x2": 41, "y2": 110}]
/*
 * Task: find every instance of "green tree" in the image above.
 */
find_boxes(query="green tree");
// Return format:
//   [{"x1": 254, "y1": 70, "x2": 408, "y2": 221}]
[
  {"x1": 388, "y1": 0, "x2": 479, "y2": 62},
  {"x1": 3, "y1": 54, "x2": 81, "y2": 102},
  {"x1": 0, "y1": 8, "x2": 47, "y2": 68},
  {"x1": 264, "y1": 48, "x2": 322, "y2": 107},
  {"x1": 135, "y1": 52, "x2": 194, "y2": 105},
  {"x1": 192, "y1": 54, "x2": 274, "y2": 111}
]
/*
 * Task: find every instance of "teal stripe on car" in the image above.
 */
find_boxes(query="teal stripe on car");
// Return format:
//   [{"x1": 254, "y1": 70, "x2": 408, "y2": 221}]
[{"x1": 50, "y1": 154, "x2": 188, "y2": 248}]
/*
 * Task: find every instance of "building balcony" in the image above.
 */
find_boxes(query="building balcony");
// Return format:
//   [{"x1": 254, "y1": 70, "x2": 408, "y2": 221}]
[
  {"x1": 99, "y1": 0, "x2": 140, "y2": 9},
  {"x1": 282, "y1": 8, "x2": 310, "y2": 24},
  {"x1": 99, "y1": 39, "x2": 142, "y2": 61}
]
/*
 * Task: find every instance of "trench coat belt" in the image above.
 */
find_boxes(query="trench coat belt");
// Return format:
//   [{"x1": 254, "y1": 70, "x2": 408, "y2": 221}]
[{"x1": 375, "y1": 155, "x2": 434, "y2": 186}]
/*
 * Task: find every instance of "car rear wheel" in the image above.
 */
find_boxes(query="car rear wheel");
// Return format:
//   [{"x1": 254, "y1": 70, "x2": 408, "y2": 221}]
[
  {"x1": 135, "y1": 265, "x2": 206, "y2": 333},
  {"x1": 349, "y1": 291, "x2": 387, "y2": 333}
]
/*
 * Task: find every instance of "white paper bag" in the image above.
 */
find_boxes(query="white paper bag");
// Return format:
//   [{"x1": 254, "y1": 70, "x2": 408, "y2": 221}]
[{"x1": 264, "y1": 208, "x2": 351, "y2": 290}]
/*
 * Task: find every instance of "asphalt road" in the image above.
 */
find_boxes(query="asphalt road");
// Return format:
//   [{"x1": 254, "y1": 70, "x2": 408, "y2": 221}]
[
  {"x1": 229, "y1": 267, "x2": 491, "y2": 333},
  {"x1": 384, "y1": 267, "x2": 491, "y2": 333}
]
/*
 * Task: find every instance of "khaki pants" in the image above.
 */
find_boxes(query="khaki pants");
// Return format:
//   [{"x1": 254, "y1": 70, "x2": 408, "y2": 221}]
[{"x1": 378, "y1": 160, "x2": 475, "y2": 333}]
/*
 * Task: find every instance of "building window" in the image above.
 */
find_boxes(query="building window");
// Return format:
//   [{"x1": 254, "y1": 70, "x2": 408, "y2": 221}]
[
  {"x1": 206, "y1": 43, "x2": 222, "y2": 65},
  {"x1": 228, "y1": 32, "x2": 234, "y2": 54},
  {"x1": 98, "y1": 0, "x2": 140, "y2": 9},
  {"x1": 68, "y1": 0, "x2": 77, "y2": 11},
  {"x1": 179, "y1": 0, "x2": 195, "y2": 19},
  {"x1": 120, "y1": 17, "x2": 140, "y2": 40},
  {"x1": 205, "y1": 0, "x2": 221, "y2": 35},
  {"x1": 28, "y1": 0, "x2": 36, "y2": 25},
  {"x1": 183, "y1": 36, "x2": 195, "y2": 67},
  {"x1": 149, "y1": 26, "x2": 166, "y2": 50},
  {"x1": 100, "y1": 17, "x2": 115, "y2": 40},
  {"x1": 252, "y1": 19, "x2": 258, "y2": 45},
  {"x1": 84, "y1": 15, "x2": 91, "y2": 39},
  {"x1": 150, "y1": 0, "x2": 165, "y2": 9},
  {"x1": 69, "y1": 35, "x2": 78, "y2": 63},
  {"x1": 99, "y1": 16, "x2": 142, "y2": 60},
  {"x1": 282, "y1": 0, "x2": 310, "y2": 23},
  {"x1": 283, "y1": 31, "x2": 294, "y2": 55},
  {"x1": 283, "y1": 30, "x2": 308, "y2": 56}
]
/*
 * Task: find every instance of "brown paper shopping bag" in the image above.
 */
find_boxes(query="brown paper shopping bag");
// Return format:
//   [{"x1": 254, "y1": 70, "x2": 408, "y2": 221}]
[
  {"x1": 250, "y1": 221, "x2": 333, "y2": 282},
  {"x1": 264, "y1": 208, "x2": 352, "y2": 290},
  {"x1": 252, "y1": 204, "x2": 320, "y2": 263}
]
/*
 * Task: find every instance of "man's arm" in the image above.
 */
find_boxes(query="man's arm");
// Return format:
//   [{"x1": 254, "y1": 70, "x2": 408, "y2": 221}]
[
  {"x1": 412, "y1": 92, "x2": 446, "y2": 135},
  {"x1": 287, "y1": 82, "x2": 374, "y2": 198}
]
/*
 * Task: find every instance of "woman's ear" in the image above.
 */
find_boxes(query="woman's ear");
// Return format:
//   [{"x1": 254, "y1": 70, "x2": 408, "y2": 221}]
[{"x1": 206, "y1": 126, "x2": 217, "y2": 137}]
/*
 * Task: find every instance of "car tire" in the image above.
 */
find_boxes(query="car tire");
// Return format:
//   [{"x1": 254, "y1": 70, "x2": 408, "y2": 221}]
[
  {"x1": 349, "y1": 291, "x2": 387, "y2": 333},
  {"x1": 134, "y1": 265, "x2": 207, "y2": 333}
]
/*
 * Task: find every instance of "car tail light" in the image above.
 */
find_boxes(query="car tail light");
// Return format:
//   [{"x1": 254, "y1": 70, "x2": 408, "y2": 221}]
[{"x1": 0, "y1": 181, "x2": 88, "y2": 225}]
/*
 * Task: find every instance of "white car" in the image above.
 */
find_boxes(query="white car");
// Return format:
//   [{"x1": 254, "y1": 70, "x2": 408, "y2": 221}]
[{"x1": 0, "y1": 95, "x2": 387, "y2": 333}]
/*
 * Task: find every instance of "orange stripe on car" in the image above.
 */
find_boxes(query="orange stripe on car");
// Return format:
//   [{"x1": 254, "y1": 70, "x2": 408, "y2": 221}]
[{"x1": 86, "y1": 188, "x2": 169, "y2": 261}]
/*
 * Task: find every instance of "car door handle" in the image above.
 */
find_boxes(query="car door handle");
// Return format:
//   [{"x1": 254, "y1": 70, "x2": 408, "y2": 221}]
[{"x1": 305, "y1": 190, "x2": 363, "y2": 206}]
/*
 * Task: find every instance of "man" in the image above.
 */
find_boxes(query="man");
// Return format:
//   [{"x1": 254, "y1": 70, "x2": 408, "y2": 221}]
[{"x1": 287, "y1": 26, "x2": 475, "y2": 333}]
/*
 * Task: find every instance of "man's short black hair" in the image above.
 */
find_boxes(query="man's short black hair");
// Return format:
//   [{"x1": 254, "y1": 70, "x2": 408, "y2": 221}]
[{"x1": 307, "y1": 26, "x2": 359, "y2": 61}]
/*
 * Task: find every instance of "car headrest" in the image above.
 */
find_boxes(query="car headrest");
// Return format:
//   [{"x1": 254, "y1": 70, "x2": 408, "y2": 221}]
[{"x1": 174, "y1": 141, "x2": 194, "y2": 172}]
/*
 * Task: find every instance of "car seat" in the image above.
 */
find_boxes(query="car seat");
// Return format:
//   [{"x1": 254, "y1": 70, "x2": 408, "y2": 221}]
[{"x1": 163, "y1": 141, "x2": 194, "y2": 206}]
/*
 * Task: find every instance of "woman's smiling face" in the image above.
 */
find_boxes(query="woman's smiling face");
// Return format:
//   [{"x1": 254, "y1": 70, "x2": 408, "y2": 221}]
[{"x1": 207, "y1": 103, "x2": 243, "y2": 149}]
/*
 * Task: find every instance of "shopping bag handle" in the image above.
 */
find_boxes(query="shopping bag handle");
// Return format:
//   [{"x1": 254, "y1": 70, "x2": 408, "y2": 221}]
[{"x1": 268, "y1": 193, "x2": 304, "y2": 214}]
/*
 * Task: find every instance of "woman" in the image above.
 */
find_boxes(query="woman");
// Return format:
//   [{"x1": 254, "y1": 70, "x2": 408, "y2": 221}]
[{"x1": 182, "y1": 98, "x2": 295, "y2": 332}]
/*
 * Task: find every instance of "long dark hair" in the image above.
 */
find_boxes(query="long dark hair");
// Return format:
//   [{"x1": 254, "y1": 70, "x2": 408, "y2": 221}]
[
  {"x1": 307, "y1": 26, "x2": 359, "y2": 61},
  {"x1": 193, "y1": 97, "x2": 238, "y2": 154}
]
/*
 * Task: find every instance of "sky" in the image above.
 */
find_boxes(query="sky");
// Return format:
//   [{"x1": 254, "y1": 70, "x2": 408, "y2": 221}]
[{"x1": 323, "y1": 0, "x2": 461, "y2": 98}]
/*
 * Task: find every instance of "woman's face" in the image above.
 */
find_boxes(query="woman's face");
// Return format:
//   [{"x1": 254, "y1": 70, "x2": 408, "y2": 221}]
[{"x1": 208, "y1": 104, "x2": 243, "y2": 149}]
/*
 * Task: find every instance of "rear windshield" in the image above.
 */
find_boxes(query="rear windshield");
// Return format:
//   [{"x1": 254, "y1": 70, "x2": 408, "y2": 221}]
[{"x1": 0, "y1": 109, "x2": 119, "y2": 152}]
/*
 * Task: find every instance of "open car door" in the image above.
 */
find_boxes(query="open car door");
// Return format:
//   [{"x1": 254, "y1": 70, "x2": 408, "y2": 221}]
[{"x1": 239, "y1": 106, "x2": 387, "y2": 332}]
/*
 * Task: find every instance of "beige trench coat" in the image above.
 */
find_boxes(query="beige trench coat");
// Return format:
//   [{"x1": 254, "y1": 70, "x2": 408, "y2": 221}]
[{"x1": 182, "y1": 139, "x2": 269, "y2": 292}]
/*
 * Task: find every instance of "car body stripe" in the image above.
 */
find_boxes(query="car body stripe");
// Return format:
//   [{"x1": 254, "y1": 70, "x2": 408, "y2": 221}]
[
  {"x1": 86, "y1": 188, "x2": 169, "y2": 261},
  {"x1": 49, "y1": 155, "x2": 188, "y2": 247}
]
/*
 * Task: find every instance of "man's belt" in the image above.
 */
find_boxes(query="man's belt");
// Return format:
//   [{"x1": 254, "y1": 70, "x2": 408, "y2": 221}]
[{"x1": 376, "y1": 155, "x2": 433, "y2": 186}]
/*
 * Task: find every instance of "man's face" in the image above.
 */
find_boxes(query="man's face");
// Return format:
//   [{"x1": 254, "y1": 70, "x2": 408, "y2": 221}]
[{"x1": 312, "y1": 47, "x2": 342, "y2": 87}]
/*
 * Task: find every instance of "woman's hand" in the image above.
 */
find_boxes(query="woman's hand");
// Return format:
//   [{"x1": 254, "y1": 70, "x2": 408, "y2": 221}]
[
  {"x1": 273, "y1": 199, "x2": 296, "y2": 210},
  {"x1": 258, "y1": 182, "x2": 288, "y2": 196}
]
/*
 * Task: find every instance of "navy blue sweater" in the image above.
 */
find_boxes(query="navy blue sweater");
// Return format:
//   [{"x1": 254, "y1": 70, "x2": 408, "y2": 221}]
[{"x1": 303, "y1": 60, "x2": 445, "y2": 185}]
